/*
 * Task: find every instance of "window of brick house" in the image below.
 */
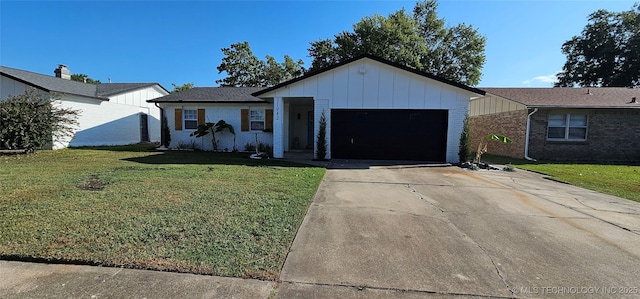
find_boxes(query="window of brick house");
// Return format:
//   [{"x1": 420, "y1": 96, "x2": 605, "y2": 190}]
[{"x1": 547, "y1": 114, "x2": 587, "y2": 141}]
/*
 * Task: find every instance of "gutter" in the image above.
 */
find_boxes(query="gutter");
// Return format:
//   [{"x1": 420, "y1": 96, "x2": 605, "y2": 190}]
[
  {"x1": 524, "y1": 108, "x2": 538, "y2": 161},
  {"x1": 154, "y1": 102, "x2": 167, "y2": 149}
]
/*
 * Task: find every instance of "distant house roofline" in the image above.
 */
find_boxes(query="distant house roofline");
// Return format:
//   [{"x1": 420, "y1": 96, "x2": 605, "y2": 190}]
[
  {"x1": 481, "y1": 87, "x2": 640, "y2": 109},
  {"x1": 1, "y1": 65, "x2": 168, "y2": 101}
]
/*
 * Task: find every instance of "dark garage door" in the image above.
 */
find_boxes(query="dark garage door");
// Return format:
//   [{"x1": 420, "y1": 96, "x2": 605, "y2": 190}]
[{"x1": 331, "y1": 109, "x2": 448, "y2": 161}]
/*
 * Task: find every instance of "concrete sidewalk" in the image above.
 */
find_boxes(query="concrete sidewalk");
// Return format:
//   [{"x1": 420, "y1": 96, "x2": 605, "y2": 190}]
[{"x1": 0, "y1": 261, "x2": 274, "y2": 298}]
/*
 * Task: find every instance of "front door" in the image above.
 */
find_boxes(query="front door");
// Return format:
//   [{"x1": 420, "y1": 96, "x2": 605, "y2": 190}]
[{"x1": 140, "y1": 114, "x2": 149, "y2": 142}]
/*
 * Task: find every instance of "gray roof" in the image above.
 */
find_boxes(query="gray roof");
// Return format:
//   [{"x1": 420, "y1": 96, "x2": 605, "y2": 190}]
[
  {"x1": 1, "y1": 65, "x2": 167, "y2": 100},
  {"x1": 1, "y1": 65, "x2": 103, "y2": 99},
  {"x1": 148, "y1": 87, "x2": 267, "y2": 103},
  {"x1": 482, "y1": 87, "x2": 640, "y2": 109}
]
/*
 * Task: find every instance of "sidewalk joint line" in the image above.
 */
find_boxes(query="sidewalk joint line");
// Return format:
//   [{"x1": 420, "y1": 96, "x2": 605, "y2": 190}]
[{"x1": 280, "y1": 280, "x2": 515, "y2": 298}]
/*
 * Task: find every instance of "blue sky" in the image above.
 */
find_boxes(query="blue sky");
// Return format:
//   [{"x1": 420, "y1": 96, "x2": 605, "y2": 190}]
[{"x1": 1, "y1": 1, "x2": 636, "y2": 90}]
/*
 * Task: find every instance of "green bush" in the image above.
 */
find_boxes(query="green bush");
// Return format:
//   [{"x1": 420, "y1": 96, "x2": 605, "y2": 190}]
[
  {"x1": 258, "y1": 142, "x2": 273, "y2": 157},
  {"x1": 316, "y1": 110, "x2": 327, "y2": 160},
  {"x1": 0, "y1": 89, "x2": 79, "y2": 152},
  {"x1": 458, "y1": 113, "x2": 471, "y2": 163}
]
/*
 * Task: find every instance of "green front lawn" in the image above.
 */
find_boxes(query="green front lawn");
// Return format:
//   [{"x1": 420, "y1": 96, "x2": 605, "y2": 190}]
[
  {"x1": 0, "y1": 145, "x2": 325, "y2": 279},
  {"x1": 482, "y1": 155, "x2": 640, "y2": 202}
]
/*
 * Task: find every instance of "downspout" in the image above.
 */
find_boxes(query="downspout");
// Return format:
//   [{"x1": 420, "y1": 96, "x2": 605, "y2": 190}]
[
  {"x1": 154, "y1": 102, "x2": 166, "y2": 149},
  {"x1": 524, "y1": 108, "x2": 538, "y2": 161}
]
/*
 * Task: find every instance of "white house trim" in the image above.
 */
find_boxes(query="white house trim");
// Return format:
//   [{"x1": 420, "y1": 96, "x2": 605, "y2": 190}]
[{"x1": 255, "y1": 55, "x2": 484, "y2": 163}]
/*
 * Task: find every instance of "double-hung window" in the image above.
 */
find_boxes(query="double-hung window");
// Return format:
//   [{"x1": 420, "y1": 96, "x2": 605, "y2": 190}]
[
  {"x1": 250, "y1": 109, "x2": 265, "y2": 130},
  {"x1": 547, "y1": 114, "x2": 587, "y2": 141},
  {"x1": 184, "y1": 109, "x2": 198, "y2": 130}
]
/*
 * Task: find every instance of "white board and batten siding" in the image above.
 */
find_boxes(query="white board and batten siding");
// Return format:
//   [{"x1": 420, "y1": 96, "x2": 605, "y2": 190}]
[
  {"x1": 258, "y1": 57, "x2": 480, "y2": 162},
  {"x1": 59, "y1": 86, "x2": 165, "y2": 148}
]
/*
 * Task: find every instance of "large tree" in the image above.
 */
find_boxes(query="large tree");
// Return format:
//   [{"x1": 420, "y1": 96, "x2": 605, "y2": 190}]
[
  {"x1": 307, "y1": 0, "x2": 486, "y2": 86},
  {"x1": 171, "y1": 82, "x2": 194, "y2": 93},
  {"x1": 216, "y1": 42, "x2": 305, "y2": 87},
  {"x1": 71, "y1": 73, "x2": 100, "y2": 84},
  {"x1": 556, "y1": 4, "x2": 640, "y2": 87}
]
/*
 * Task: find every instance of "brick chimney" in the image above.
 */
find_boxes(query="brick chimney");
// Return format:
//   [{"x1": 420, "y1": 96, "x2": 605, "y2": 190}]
[{"x1": 54, "y1": 64, "x2": 71, "y2": 80}]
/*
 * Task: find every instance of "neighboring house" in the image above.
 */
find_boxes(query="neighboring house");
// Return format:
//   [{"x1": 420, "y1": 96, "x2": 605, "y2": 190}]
[
  {"x1": 150, "y1": 54, "x2": 485, "y2": 163},
  {"x1": 469, "y1": 87, "x2": 640, "y2": 162},
  {"x1": 1, "y1": 64, "x2": 169, "y2": 149}
]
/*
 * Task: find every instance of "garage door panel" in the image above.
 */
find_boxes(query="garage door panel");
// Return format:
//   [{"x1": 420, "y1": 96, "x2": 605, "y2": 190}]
[{"x1": 331, "y1": 109, "x2": 448, "y2": 161}]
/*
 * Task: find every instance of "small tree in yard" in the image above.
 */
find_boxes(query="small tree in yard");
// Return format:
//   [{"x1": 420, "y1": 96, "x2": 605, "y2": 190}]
[
  {"x1": 316, "y1": 110, "x2": 327, "y2": 160},
  {"x1": 473, "y1": 134, "x2": 512, "y2": 164},
  {"x1": 190, "y1": 120, "x2": 235, "y2": 151},
  {"x1": 458, "y1": 114, "x2": 471, "y2": 163},
  {"x1": 0, "y1": 89, "x2": 79, "y2": 152}
]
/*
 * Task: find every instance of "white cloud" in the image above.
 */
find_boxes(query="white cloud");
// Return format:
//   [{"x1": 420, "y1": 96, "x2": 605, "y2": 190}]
[{"x1": 522, "y1": 73, "x2": 558, "y2": 86}]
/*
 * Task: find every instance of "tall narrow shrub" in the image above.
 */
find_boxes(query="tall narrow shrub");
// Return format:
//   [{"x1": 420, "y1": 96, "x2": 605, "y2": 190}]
[
  {"x1": 161, "y1": 115, "x2": 171, "y2": 147},
  {"x1": 316, "y1": 110, "x2": 327, "y2": 160},
  {"x1": 458, "y1": 113, "x2": 471, "y2": 163}
]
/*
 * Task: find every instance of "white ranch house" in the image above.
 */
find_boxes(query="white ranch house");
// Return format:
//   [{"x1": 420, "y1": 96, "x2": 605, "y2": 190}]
[
  {"x1": 150, "y1": 55, "x2": 485, "y2": 163},
  {"x1": 1, "y1": 65, "x2": 169, "y2": 149}
]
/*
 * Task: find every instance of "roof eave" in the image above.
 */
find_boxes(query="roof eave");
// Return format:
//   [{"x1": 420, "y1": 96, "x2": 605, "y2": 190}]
[
  {"x1": 51, "y1": 91, "x2": 109, "y2": 101},
  {"x1": 147, "y1": 100, "x2": 268, "y2": 104}
]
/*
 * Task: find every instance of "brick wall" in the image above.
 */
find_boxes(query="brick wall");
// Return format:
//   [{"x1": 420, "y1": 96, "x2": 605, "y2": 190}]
[
  {"x1": 469, "y1": 110, "x2": 528, "y2": 158},
  {"x1": 529, "y1": 109, "x2": 640, "y2": 162}
]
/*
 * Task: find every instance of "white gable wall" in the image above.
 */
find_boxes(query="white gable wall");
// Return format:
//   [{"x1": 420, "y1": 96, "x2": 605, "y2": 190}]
[
  {"x1": 106, "y1": 86, "x2": 166, "y2": 144},
  {"x1": 259, "y1": 58, "x2": 478, "y2": 162}
]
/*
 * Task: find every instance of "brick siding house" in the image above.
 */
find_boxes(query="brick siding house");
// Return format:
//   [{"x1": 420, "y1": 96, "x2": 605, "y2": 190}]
[{"x1": 469, "y1": 87, "x2": 640, "y2": 162}]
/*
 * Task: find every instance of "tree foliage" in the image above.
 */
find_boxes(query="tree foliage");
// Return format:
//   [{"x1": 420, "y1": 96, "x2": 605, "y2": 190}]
[
  {"x1": 216, "y1": 42, "x2": 305, "y2": 87},
  {"x1": 171, "y1": 82, "x2": 194, "y2": 93},
  {"x1": 0, "y1": 89, "x2": 79, "y2": 152},
  {"x1": 307, "y1": 0, "x2": 486, "y2": 86},
  {"x1": 71, "y1": 73, "x2": 100, "y2": 84},
  {"x1": 556, "y1": 4, "x2": 640, "y2": 87}
]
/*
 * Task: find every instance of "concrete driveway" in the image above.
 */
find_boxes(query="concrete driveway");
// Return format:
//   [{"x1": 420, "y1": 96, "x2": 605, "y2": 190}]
[{"x1": 278, "y1": 161, "x2": 640, "y2": 298}]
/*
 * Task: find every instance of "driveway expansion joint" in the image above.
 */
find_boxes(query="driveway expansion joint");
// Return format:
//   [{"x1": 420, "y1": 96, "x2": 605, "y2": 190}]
[
  {"x1": 279, "y1": 279, "x2": 515, "y2": 298},
  {"x1": 327, "y1": 180, "x2": 454, "y2": 187},
  {"x1": 407, "y1": 184, "x2": 446, "y2": 213}
]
